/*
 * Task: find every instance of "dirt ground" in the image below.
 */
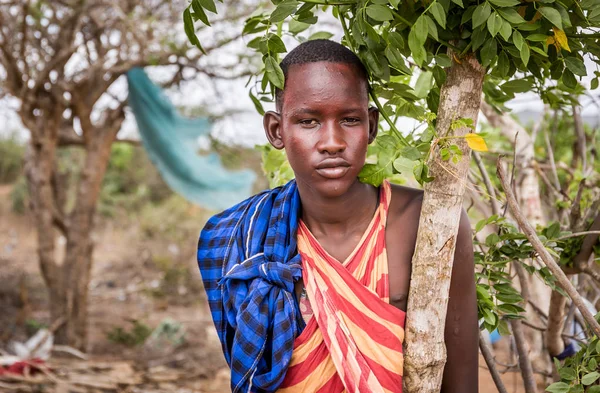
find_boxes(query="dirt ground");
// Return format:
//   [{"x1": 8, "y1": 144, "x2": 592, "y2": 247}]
[{"x1": 0, "y1": 184, "x2": 535, "y2": 392}]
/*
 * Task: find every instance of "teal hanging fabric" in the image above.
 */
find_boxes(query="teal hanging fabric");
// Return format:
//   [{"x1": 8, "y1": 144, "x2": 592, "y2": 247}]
[{"x1": 126, "y1": 67, "x2": 255, "y2": 210}]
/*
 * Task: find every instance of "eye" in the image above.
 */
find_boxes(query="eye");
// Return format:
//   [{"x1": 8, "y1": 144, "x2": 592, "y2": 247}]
[
  {"x1": 343, "y1": 117, "x2": 361, "y2": 125},
  {"x1": 299, "y1": 119, "x2": 319, "y2": 127}
]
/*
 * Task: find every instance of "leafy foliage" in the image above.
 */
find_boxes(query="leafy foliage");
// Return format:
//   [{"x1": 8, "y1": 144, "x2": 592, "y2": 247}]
[{"x1": 549, "y1": 330, "x2": 600, "y2": 393}]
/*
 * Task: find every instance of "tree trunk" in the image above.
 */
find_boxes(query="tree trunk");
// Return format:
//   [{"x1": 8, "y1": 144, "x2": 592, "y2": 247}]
[
  {"x1": 23, "y1": 98, "x2": 118, "y2": 350},
  {"x1": 403, "y1": 53, "x2": 485, "y2": 393}
]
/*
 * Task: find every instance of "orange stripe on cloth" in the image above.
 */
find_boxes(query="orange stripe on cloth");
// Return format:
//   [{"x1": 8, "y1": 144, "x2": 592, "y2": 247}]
[{"x1": 280, "y1": 180, "x2": 405, "y2": 393}]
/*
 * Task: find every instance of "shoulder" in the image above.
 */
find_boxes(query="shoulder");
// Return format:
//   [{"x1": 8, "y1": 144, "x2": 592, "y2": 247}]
[{"x1": 387, "y1": 183, "x2": 424, "y2": 225}]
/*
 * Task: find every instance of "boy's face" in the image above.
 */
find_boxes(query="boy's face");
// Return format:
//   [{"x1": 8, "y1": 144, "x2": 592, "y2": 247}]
[{"x1": 264, "y1": 62, "x2": 378, "y2": 198}]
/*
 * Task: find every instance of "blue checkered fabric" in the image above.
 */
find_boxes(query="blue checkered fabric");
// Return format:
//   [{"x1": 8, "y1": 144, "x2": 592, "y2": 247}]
[{"x1": 197, "y1": 180, "x2": 305, "y2": 393}]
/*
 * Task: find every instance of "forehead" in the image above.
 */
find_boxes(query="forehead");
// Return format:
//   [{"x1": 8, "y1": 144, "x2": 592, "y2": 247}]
[{"x1": 281, "y1": 62, "x2": 369, "y2": 111}]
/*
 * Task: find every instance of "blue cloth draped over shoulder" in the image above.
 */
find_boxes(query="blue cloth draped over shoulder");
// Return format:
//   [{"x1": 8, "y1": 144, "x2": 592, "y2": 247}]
[
  {"x1": 126, "y1": 67, "x2": 255, "y2": 210},
  {"x1": 197, "y1": 179, "x2": 305, "y2": 393}
]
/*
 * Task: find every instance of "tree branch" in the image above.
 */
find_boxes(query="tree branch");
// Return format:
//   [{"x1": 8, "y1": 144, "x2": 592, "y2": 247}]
[
  {"x1": 497, "y1": 159, "x2": 600, "y2": 338},
  {"x1": 479, "y1": 333, "x2": 509, "y2": 393}
]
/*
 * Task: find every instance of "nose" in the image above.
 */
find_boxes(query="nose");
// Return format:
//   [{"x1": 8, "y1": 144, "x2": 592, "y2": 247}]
[{"x1": 317, "y1": 121, "x2": 346, "y2": 155}]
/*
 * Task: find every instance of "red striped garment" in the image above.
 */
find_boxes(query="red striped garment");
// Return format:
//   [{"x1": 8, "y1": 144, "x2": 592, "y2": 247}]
[{"x1": 279, "y1": 180, "x2": 406, "y2": 393}]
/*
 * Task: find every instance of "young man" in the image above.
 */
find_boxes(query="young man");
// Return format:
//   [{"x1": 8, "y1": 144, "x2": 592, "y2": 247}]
[{"x1": 198, "y1": 39, "x2": 478, "y2": 393}]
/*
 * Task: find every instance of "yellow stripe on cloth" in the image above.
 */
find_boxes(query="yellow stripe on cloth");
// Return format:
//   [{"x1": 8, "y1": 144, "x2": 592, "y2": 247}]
[{"x1": 279, "y1": 181, "x2": 406, "y2": 393}]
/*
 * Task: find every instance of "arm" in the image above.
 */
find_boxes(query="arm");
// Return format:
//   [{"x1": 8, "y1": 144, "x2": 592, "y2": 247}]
[{"x1": 441, "y1": 210, "x2": 479, "y2": 393}]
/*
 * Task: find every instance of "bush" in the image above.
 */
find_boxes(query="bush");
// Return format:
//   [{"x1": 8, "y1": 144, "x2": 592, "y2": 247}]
[
  {"x1": 106, "y1": 320, "x2": 153, "y2": 347},
  {"x1": 10, "y1": 175, "x2": 29, "y2": 214},
  {"x1": 0, "y1": 133, "x2": 25, "y2": 184}
]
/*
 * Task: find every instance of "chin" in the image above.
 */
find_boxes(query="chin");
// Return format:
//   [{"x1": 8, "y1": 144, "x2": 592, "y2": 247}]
[{"x1": 309, "y1": 176, "x2": 360, "y2": 199}]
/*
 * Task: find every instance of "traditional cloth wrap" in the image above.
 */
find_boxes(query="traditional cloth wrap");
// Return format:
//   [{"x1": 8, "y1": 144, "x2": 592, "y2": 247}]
[
  {"x1": 198, "y1": 180, "x2": 406, "y2": 393},
  {"x1": 197, "y1": 180, "x2": 304, "y2": 393},
  {"x1": 279, "y1": 180, "x2": 406, "y2": 393}
]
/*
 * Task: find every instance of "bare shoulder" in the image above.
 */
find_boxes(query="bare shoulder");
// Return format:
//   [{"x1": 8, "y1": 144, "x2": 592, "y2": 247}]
[
  {"x1": 387, "y1": 183, "x2": 424, "y2": 225},
  {"x1": 385, "y1": 183, "x2": 424, "y2": 260}
]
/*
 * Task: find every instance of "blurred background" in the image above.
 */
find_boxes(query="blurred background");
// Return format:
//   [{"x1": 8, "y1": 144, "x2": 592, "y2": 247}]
[{"x1": 0, "y1": 0, "x2": 599, "y2": 392}]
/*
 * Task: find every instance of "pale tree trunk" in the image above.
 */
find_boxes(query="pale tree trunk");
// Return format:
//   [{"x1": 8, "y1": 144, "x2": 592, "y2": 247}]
[
  {"x1": 403, "y1": 53, "x2": 485, "y2": 393},
  {"x1": 481, "y1": 102, "x2": 551, "y2": 377}
]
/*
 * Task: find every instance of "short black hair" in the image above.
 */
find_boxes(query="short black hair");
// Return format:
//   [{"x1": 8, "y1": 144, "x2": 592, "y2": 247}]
[{"x1": 275, "y1": 39, "x2": 369, "y2": 110}]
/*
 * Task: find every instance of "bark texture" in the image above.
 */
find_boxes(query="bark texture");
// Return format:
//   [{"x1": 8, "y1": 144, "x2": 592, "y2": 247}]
[{"x1": 403, "y1": 53, "x2": 485, "y2": 393}]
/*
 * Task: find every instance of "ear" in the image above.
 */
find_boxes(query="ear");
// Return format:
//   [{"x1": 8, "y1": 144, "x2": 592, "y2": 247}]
[
  {"x1": 367, "y1": 106, "x2": 379, "y2": 144},
  {"x1": 264, "y1": 111, "x2": 284, "y2": 150}
]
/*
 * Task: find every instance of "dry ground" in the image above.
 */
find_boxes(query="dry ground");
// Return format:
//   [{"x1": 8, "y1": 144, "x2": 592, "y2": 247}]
[{"x1": 0, "y1": 184, "x2": 535, "y2": 392}]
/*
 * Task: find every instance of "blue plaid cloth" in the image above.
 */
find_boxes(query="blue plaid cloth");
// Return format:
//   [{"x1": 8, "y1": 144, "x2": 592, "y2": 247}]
[{"x1": 197, "y1": 180, "x2": 305, "y2": 393}]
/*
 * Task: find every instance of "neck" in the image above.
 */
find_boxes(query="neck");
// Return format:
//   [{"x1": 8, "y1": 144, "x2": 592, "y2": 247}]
[{"x1": 296, "y1": 178, "x2": 378, "y2": 235}]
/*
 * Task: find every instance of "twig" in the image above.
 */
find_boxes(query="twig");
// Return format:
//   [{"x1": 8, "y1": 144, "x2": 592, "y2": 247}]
[
  {"x1": 556, "y1": 230, "x2": 600, "y2": 241},
  {"x1": 473, "y1": 151, "x2": 501, "y2": 216},
  {"x1": 510, "y1": 319, "x2": 538, "y2": 393},
  {"x1": 480, "y1": 333, "x2": 509, "y2": 393},
  {"x1": 497, "y1": 159, "x2": 600, "y2": 338}
]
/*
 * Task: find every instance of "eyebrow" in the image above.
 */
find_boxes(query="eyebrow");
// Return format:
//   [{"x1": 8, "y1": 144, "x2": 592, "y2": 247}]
[{"x1": 287, "y1": 107, "x2": 365, "y2": 117}]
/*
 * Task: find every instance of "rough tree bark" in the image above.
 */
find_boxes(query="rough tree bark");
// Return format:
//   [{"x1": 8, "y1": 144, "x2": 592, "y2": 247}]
[{"x1": 403, "y1": 53, "x2": 485, "y2": 393}]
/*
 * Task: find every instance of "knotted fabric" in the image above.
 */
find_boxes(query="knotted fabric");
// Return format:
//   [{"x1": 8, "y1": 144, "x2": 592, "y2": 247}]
[
  {"x1": 279, "y1": 180, "x2": 406, "y2": 393},
  {"x1": 197, "y1": 180, "x2": 303, "y2": 393}
]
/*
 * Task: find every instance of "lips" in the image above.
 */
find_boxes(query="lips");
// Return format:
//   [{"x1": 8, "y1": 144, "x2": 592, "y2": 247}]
[{"x1": 315, "y1": 158, "x2": 351, "y2": 179}]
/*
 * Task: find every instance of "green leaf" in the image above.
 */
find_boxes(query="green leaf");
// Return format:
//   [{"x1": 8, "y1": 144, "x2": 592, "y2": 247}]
[
  {"x1": 270, "y1": 1, "x2": 299, "y2": 22},
  {"x1": 429, "y1": 2, "x2": 447, "y2": 29},
  {"x1": 487, "y1": 12, "x2": 502, "y2": 37},
  {"x1": 433, "y1": 65, "x2": 447, "y2": 86},
  {"x1": 473, "y1": 2, "x2": 491, "y2": 28},
  {"x1": 425, "y1": 15, "x2": 439, "y2": 41},
  {"x1": 545, "y1": 382, "x2": 570, "y2": 393},
  {"x1": 400, "y1": 146, "x2": 422, "y2": 160},
  {"x1": 393, "y1": 157, "x2": 415, "y2": 174},
  {"x1": 289, "y1": 19, "x2": 310, "y2": 34},
  {"x1": 502, "y1": 79, "x2": 533, "y2": 93},
  {"x1": 496, "y1": 51, "x2": 510, "y2": 77},
  {"x1": 526, "y1": 34, "x2": 549, "y2": 42},
  {"x1": 564, "y1": 57, "x2": 587, "y2": 76},
  {"x1": 183, "y1": 7, "x2": 206, "y2": 53},
  {"x1": 265, "y1": 56, "x2": 285, "y2": 89},
  {"x1": 359, "y1": 163, "x2": 386, "y2": 186},
  {"x1": 538, "y1": 7, "x2": 563, "y2": 29},
  {"x1": 471, "y1": 27, "x2": 487, "y2": 51},
  {"x1": 481, "y1": 38, "x2": 497, "y2": 68},
  {"x1": 366, "y1": 4, "x2": 394, "y2": 21},
  {"x1": 409, "y1": 30, "x2": 427, "y2": 66},
  {"x1": 451, "y1": 0, "x2": 464, "y2": 8},
  {"x1": 489, "y1": 0, "x2": 520, "y2": 6},
  {"x1": 386, "y1": 46, "x2": 410, "y2": 74},
  {"x1": 512, "y1": 30, "x2": 524, "y2": 50},
  {"x1": 308, "y1": 31, "x2": 334, "y2": 40},
  {"x1": 592, "y1": 77, "x2": 599, "y2": 90},
  {"x1": 562, "y1": 69, "x2": 577, "y2": 88},
  {"x1": 249, "y1": 91, "x2": 265, "y2": 115},
  {"x1": 389, "y1": 0, "x2": 401, "y2": 7},
  {"x1": 520, "y1": 43, "x2": 530, "y2": 66},
  {"x1": 558, "y1": 367, "x2": 577, "y2": 381},
  {"x1": 198, "y1": 0, "x2": 217, "y2": 13},
  {"x1": 191, "y1": 0, "x2": 211, "y2": 26},
  {"x1": 267, "y1": 34, "x2": 287, "y2": 53},
  {"x1": 414, "y1": 16, "x2": 429, "y2": 43},
  {"x1": 388, "y1": 31, "x2": 405, "y2": 50},
  {"x1": 435, "y1": 53, "x2": 452, "y2": 67},
  {"x1": 499, "y1": 19, "x2": 512, "y2": 40},
  {"x1": 414, "y1": 71, "x2": 433, "y2": 98},
  {"x1": 587, "y1": 387, "x2": 600, "y2": 393},
  {"x1": 582, "y1": 372, "x2": 600, "y2": 386},
  {"x1": 497, "y1": 8, "x2": 526, "y2": 24}
]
